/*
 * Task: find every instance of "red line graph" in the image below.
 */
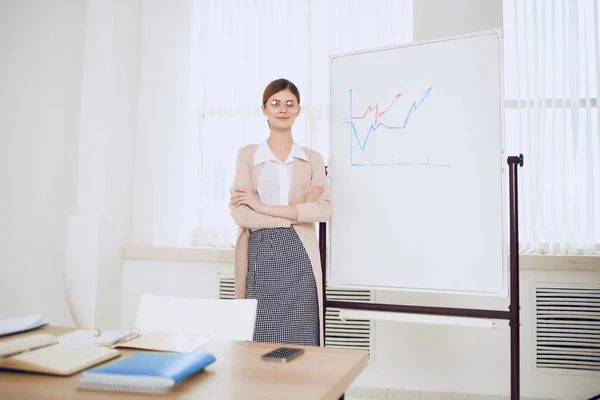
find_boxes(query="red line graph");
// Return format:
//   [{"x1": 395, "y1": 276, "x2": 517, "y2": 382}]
[{"x1": 350, "y1": 93, "x2": 402, "y2": 125}]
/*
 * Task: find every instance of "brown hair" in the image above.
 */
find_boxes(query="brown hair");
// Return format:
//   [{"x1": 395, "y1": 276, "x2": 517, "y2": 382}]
[{"x1": 262, "y1": 78, "x2": 301, "y2": 106}]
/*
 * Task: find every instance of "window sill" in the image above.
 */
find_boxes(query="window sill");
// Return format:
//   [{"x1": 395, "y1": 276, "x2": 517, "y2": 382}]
[
  {"x1": 121, "y1": 245, "x2": 600, "y2": 271},
  {"x1": 521, "y1": 253, "x2": 600, "y2": 271},
  {"x1": 121, "y1": 245, "x2": 234, "y2": 263}
]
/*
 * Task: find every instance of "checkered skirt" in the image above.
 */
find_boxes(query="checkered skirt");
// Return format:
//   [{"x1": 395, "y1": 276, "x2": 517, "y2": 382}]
[{"x1": 246, "y1": 227, "x2": 320, "y2": 346}]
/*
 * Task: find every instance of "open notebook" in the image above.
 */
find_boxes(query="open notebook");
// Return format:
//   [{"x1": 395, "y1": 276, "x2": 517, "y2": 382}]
[
  {"x1": 59, "y1": 328, "x2": 141, "y2": 347},
  {"x1": 113, "y1": 332, "x2": 213, "y2": 353},
  {"x1": 59, "y1": 329, "x2": 212, "y2": 353},
  {"x1": 0, "y1": 334, "x2": 120, "y2": 376}
]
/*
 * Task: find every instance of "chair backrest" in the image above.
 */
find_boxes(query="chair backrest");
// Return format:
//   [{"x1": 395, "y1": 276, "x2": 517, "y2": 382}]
[{"x1": 133, "y1": 294, "x2": 257, "y2": 341}]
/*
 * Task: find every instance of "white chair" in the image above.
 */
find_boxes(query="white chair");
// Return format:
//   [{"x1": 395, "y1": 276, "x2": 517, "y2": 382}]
[{"x1": 133, "y1": 294, "x2": 257, "y2": 341}]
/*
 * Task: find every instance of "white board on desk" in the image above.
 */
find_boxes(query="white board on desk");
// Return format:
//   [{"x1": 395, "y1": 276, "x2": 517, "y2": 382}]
[{"x1": 328, "y1": 30, "x2": 507, "y2": 295}]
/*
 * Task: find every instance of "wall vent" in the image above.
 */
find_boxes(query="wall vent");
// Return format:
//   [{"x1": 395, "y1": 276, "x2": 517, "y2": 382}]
[
  {"x1": 325, "y1": 287, "x2": 373, "y2": 357},
  {"x1": 535, "y1": 284, "x2": 600, "y2": 373},
  {"x1": 218, "y1": 275, "x2": 373, "y2": 356},
  {"x1": 218, "y1": 274, "x2": 235, "y2": 300}
]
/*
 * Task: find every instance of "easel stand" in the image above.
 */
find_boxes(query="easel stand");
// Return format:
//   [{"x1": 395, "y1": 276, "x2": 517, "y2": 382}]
[{"x1": 320, "y1": 154, "x2": 524, "y2": 400}]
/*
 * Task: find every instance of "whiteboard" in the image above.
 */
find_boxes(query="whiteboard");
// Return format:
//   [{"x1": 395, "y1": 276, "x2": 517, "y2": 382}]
[{"x1": 328, "y1": 31, "x2": 507, "y2": 295}]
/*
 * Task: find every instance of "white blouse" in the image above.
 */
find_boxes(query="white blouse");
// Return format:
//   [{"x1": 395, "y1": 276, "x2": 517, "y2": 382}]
[{"x1": 253, "y1": 141, "x2": 308, "y2": 206}]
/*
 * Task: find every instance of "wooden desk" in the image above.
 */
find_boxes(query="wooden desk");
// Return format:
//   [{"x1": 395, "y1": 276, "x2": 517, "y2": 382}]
[{"x1": 0, "y1": 326, "x2": 367, "y2": 399}]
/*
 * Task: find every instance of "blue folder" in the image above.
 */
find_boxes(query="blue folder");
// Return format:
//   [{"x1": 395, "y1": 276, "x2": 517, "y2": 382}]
[{"x1": 77, "y1": 352, "x2": 216, "y2": 394}]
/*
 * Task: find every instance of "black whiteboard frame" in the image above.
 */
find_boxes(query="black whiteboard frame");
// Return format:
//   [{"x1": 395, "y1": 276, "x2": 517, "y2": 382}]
[{"x1": 320, "y1": 154, "x2": 524, "y2": 400}]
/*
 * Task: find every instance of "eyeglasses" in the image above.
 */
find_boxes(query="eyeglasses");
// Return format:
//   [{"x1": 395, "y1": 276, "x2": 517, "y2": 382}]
[{"x1": 264, "y1": 100, "x2": 300, "y2": 114}]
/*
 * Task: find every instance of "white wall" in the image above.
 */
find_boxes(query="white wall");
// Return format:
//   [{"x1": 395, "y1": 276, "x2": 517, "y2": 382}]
[
  {"x1": 0, "y1": 0, "x2": 87, "y2": 325},
  {"x1": 0, "y1": 0, "x2": 143, "y2": 330},
  {"x1": 0, "y1": 0, "x2": 201, "y2": 330},
  {"x1": 121, "y1": 259, "x2": 232, "y2": 329},
  {"x1": 413, "y1": 0, "x2": 503, "y2": 42}
]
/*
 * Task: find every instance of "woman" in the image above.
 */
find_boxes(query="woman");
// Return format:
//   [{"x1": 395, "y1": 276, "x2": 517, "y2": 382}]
[{"x1": 229, "y1": 78, "x2": 332, "y2": 347}]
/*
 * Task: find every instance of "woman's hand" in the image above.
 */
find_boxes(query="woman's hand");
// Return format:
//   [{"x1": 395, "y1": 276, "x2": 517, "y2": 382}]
[
  {"x1": 231, "y1": 188, "x2": 267, "y2": 214},
  {"x1": 305, "y1": 185, "x2": 324, "y2": 203}
]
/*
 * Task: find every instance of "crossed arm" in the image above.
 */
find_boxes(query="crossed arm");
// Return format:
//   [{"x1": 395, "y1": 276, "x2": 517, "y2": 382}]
[
  {"x1": 229, "y1": 148, "x2": 332, "y2": 230},
  {"x1": 230, "y1": 186, "x2": 324, "y2": 221}
]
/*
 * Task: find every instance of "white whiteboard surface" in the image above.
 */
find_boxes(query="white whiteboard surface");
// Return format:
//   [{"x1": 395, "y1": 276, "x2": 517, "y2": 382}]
[{"x1": 328, "y1": 31, "x2": 507, "y2": 295}]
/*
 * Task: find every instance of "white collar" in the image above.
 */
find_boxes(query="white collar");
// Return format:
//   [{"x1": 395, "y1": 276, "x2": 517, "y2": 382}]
[{"x1": 253, "y1": 141, "x2": 308, "y2": 166}]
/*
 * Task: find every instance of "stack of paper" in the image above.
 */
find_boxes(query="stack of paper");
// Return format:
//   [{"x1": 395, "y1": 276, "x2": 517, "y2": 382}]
[{"x1": 0, "y1": 315, "x2": 47, "y2": 337}]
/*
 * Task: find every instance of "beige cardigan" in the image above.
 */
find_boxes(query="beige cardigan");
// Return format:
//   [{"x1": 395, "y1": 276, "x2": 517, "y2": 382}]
[{"x1": 229, "y1": 144, "x2": 333, "y2": 346}]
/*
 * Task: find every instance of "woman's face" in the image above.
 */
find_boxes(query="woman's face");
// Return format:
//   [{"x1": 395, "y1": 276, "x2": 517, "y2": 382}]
[{"x1": 262, "y1": 89, "x2": 301, "y2": 130}]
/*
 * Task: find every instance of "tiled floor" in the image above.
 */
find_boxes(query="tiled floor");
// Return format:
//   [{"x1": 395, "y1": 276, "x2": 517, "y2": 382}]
[{"x1": 345, "y1": 387, "x2": 551, "y2": 400}]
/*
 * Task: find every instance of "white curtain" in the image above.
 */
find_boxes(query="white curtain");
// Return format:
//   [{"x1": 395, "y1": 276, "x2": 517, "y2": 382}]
[
  {"x1": 503, "y1": 0, "x2": 600, "y2": 255},
  {"x1": 195, "y1": 0, "x2": 413, "y2": 244},
  {"x1": 131, "y1": 0, "x2": 201, "y2": 247}
]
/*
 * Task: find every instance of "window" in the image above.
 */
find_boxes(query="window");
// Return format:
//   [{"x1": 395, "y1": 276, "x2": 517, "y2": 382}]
[
  {"x1": 196, "y1": 0, "x2": 413, "y2": 236},
  {"x1": 196, "y1": 0, "x2": 599, "y2": 254},
  {"x1": 503, "y1": 0, "x2": 599, "y2": 254}
]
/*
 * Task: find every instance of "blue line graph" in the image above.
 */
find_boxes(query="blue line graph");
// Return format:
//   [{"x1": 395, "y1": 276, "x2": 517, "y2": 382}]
[{"x1": 344, "y1": 87, "x2": 452, "y2": 168}]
